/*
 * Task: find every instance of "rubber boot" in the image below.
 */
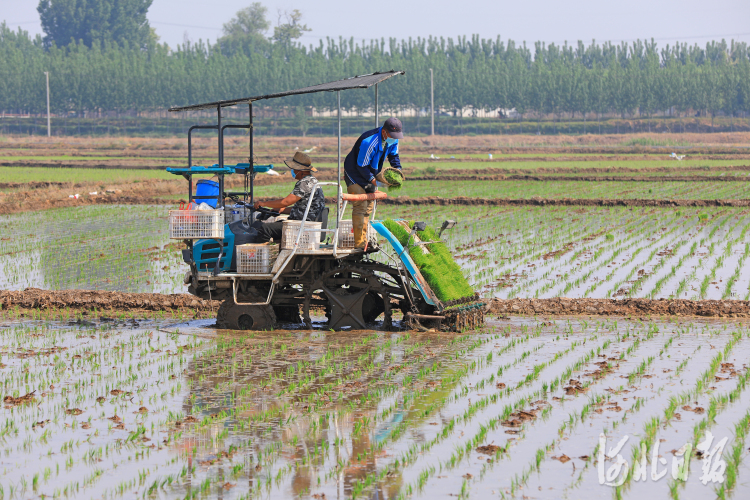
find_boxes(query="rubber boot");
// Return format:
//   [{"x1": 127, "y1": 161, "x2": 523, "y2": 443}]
[{"x1": 353, "y1": 215, "x2": 366, "y2": 249}]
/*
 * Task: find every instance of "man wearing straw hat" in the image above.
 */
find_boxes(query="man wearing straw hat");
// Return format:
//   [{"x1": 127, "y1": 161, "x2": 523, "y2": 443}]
[
  {"x1": 253, "y1": 151, "x2": 325, "y2": 243},
  {"x1": 343, "y1": 117, "x2": 404, "y2": 249}
]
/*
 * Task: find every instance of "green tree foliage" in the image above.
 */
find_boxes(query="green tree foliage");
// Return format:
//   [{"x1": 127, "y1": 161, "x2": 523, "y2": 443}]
[
  {"x1": 271, "y1": 9, "x2": 310, "y2": 46},
  {"x1": 218, "y1": 2, "x2": 270, "y2": 56},
  {"x1": 37, "y1": 0, "x2": 153, "y2": 49},
  {"x1": 1, "y1": 19, "x2": 749, "y2": 126}
]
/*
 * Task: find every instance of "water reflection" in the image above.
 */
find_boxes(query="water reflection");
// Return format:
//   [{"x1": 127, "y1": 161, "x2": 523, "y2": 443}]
[{"x1": 173, "y1": 328, "x2": 467, "y2": 499}]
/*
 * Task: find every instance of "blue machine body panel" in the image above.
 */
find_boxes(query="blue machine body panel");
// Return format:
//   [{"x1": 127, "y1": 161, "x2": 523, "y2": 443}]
[
  {"x1": 234, "y1": 163, "x2": 274, "y2": 174},
  {"x1": 167, "y1": 165, "x2": 235, "y2": 176},
  {"x1": 370, "y1": 220, "x2": 437, "y2": 306},
  {"x1": 167, "y1": 164, "x2": 274, "y2": 176},
  {"x1": 193, "y1": 225, "x2": 234, "y2": 272}
]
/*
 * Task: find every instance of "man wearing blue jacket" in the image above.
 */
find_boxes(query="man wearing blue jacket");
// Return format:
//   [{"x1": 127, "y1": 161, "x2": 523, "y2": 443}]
[{"x1": 343, "y1": 117, "x2": 404, "y2": 248}]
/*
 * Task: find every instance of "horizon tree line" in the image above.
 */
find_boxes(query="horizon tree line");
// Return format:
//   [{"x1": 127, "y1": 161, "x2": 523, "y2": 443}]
[{"x1": 1, "y1": 2, "x2": 748, "y2": 127}]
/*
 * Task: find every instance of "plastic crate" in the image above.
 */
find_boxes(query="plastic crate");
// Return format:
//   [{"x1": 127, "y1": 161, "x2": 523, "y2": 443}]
[
  {"x1": 169, "y1": 209, "x2": 224, "y2": 239},
  {"x1": 336, "y1": 220, "x2": 376, "y2": 248},
  {"x1": 236, "y1": 244, "x2": 274, "y2": 274},
  {"x1": 281, "y1": 220, "x2": 322, "y2": 250}
]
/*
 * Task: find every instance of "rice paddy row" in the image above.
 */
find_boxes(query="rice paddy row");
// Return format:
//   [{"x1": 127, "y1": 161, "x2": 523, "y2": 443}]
[
  {"x1": 4, "y1": 204, "x2": 750, "y2": 303},
  {"x1": 2, "y1": 317, "x2": 748, "y2": 499}
]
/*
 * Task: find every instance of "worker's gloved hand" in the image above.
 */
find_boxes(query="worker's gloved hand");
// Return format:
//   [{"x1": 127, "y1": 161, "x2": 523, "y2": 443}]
[{"x1": 364, "y1": 182, "x2": 377, "y2": 194}]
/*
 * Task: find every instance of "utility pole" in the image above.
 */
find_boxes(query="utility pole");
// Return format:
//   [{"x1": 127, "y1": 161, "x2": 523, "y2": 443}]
[
  {"x1": 44, "y1": 71, "x2": 51, "y2": 137},
  {"x1": 430, "y1": 68, "x2": 434, "y2": 136}
]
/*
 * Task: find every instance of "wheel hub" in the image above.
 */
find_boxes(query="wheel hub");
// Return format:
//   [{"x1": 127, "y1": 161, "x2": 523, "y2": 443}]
[
  {"x1": 303, "y1": 265, "x2": 391, "y2": 331},
  {"x1": 216, "y1": 294, "x2": 276, "y2": 330}
]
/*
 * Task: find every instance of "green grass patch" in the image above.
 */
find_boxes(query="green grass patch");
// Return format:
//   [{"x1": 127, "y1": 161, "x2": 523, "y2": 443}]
[
  {"x1": 0, "y1": 155, "x2": 169, "y2": 161},
  {"x1": 0, "y1": 166, "x2": 172, "y2": 184},
  {"x1": 316, "y1": 158, "x2": 743, "y2": 172},
  {"x1": 621, "y1": 137, "x2": 693, "y2": 147},
  {"x1": 382, "y1": 219, "x2": 475, "y2": 303}
]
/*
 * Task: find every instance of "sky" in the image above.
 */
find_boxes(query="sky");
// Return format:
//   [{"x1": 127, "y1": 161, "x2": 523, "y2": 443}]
[{"x1": 2, "y1": 0, "x2": 750, "y2": 50}]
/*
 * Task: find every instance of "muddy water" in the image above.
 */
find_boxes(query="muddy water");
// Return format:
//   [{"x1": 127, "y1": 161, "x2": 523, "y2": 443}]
[{"x1": 2, "y1": 316, "x2": 749, "y2": 499}]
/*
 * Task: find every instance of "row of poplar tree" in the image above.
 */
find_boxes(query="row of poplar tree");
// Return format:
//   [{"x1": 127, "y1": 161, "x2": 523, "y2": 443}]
[{"x1": 2, "y1": 23, "x2": 750, "y2": 121}]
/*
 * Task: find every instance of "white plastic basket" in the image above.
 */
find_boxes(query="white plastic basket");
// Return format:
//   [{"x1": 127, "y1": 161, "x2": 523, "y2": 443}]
[
  {"x1": 337, "y1": 220, "x2": 376, "y2": 248},
  {"x1": 236, "y1": 244, "x2": 274, "y2": 274},
  {"x1": 281, "y1": 220, "x2": 322, "y2": 250},
  {"x1": 169, "y1": 209, "x2": 224, "y2": 239}
]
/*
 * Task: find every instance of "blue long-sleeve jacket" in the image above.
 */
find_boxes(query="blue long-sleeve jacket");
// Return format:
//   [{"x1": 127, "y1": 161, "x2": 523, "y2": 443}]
[{"x1": 344, "y1": 127, "x2": 401, "y2": 186}]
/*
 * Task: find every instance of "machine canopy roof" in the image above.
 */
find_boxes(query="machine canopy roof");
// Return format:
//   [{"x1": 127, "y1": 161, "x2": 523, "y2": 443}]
[{"x1": 168, "y1": 70, "x2": 404, "y2": 112}]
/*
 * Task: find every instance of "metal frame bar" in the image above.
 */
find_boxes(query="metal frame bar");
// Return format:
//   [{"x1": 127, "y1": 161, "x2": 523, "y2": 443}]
[
  {"x1": 168, "y1": 71, "x2": 404, "y2": 113},
  {"x1": 271, "y1": 180, "x2": 340, "y2": 285},
  {"x1": 187, "y1": 124, "x2": 220, "y2": 205},
  {"x1": 232, "y1": 279, "x2": 275, "y2": 306},
  {"x1": 217, "y1": 105, "x2": 222, "y2": 169},
  {"x1": 336, "y1": 91, "x2": 341, "y2": 238},
  {"x1": 187, "y1": 125, "x2": 218, "y2": 166},
  {"x1": 249, "y1": 103, "x2": 254, "y2": 209},
  {"x1": 375, "y1": 84, "x2": 379, "y2": 126}
]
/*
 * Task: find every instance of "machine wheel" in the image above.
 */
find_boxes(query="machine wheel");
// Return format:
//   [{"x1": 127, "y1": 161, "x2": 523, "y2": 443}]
[
  {"x1": 362, "y1": 291, "x2": 385, "y2": 323},
  {"x1": 303, "y1": 265, "x2": 391, "y2": 331},
  {"x1": 273, "y1": 305, "x2": 302, "y2": 325},
  {"x1": 216, "y1": 295, "x2": 276, "y2": 331}
]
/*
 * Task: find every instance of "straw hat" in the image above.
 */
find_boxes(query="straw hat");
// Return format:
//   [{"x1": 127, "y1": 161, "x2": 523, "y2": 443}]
[{"x1": 284, "y1": 151, "x2": 317, "y2": 172}]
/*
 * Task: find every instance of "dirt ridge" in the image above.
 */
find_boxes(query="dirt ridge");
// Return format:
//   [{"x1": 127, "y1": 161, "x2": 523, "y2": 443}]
[
  {"x1": 487, "y1": 298, "x2": 750, "y2": 318},
  {"x1": 382, "y1": 197, "x2": 750, "y2": 207},
  {"x1": 0, "y1": 181, "x2": 72, "y2": 190},
  {"x1": 3, "y1": 289, "x2": 750, "y2": 319},
  {"x1": 406, "y1": 175, "x2": 750, "y2": 182},
  {"x1": 0, "y1": 288, "x2": 220, "y2": 315},
  {"x1": 5, "y1": 194, "x2": 750, "y2": 215}
]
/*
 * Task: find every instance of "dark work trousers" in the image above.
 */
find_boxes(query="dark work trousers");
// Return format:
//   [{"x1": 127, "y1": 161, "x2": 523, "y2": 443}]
[{"x1": 256, "y1": 221, "x2": 284, "y2": 243}]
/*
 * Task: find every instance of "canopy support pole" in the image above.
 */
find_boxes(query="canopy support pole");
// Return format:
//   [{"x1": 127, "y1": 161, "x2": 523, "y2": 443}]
[
  {"x1": 337, "y1": 91, "x2": 341, "y2": 234},
  {"x1": 217, "y1": 105, "x2": 224, "y2": 208},
  {"x1": 375, "y1": 83, "x2": 379, "y2": 127},
  {"x1": 217, "y1": 105, "x2": 222, "y2": 168},
  {"x1": 249, "y1": 102, "x2": 254, "y2": 209}
]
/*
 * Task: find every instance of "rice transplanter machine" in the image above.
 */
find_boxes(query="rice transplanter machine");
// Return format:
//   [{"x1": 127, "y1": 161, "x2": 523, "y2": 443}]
[{"x1": 167, "y1": 71, "x2": 484, "y2": 331}]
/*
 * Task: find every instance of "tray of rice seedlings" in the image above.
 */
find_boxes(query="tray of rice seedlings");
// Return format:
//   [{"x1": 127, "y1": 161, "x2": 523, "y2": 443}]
[
  {"x1": 379, "y1": 167, "x2": 405, "y2": 191},
  {"x1": 381, "y1": 218, "x2": 483, "y2": 330},
  {"x1": 382, "y1": 219, "x2": 474, "y2": 303}
]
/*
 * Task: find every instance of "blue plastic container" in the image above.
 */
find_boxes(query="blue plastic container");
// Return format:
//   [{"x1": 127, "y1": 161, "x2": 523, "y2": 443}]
[{"x1": 195, "y1": 179, "x2": 219, "y2": 208}]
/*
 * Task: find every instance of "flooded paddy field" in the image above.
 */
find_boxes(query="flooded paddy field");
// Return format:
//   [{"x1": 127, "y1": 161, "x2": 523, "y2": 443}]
[
  {"x1": 3, "y1": 204, "x2": 750, "y2": 304},
  {"x1": 436, "y1": 206, "x2": 750, "y2": 301},
  {"x1": 252, "y1": 179, "x2": 750, "y2": 201},
  {"x1": 0, "y1": 205, "x2": 183, "y2": 293},
  {"x1": 1, "y1": 316, "x2": 749, "y2": 499},
  {"x1": 4, "y1": 133, "x2": 750, "y2": 499}
]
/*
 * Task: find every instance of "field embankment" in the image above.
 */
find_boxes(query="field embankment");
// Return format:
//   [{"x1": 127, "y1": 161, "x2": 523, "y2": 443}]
[
  {"x1": 487, "y1": 297, "x2": 750, "y2": 318},
  {"x1": 0, "y1": 288, "x2": 218, "y2": 317},
  {"x1": 4, "y1": 288, "x2": 750, "y2": 319}
]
